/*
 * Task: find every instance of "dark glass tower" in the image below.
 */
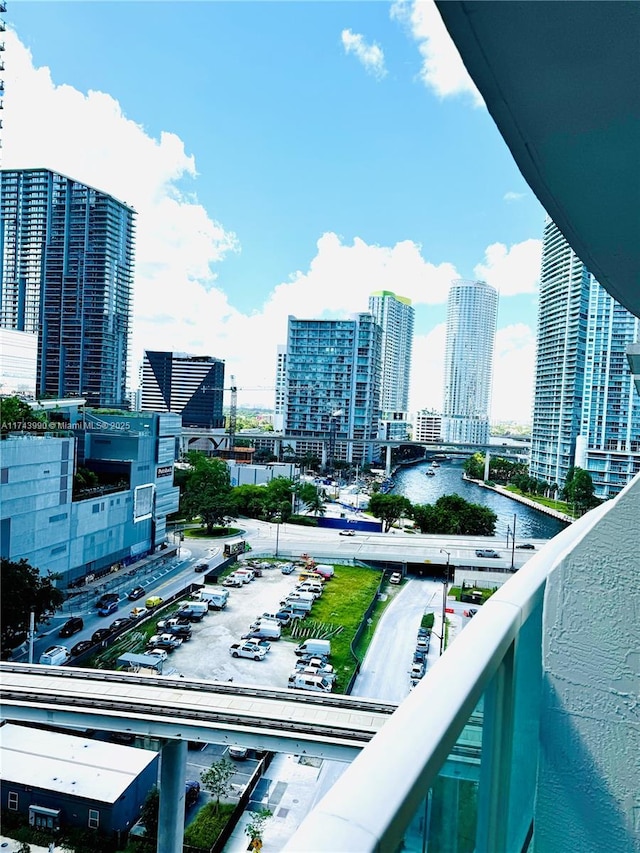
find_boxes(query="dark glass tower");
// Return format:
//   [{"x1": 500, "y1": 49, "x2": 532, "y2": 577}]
[{"x1": 0, "y1": 169, "x2": 136, "y2": 407}]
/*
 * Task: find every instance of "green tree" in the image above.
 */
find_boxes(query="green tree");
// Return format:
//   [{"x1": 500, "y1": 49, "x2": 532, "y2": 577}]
[
  {"x1": 200, "y1": 758, "x2": 236, "y2": 815},
  {"x1": 296, "y1": 482, "x2": 326, "y2": 516},
  {"x1": 244, "y1": 808, "x2": 273, "y2": 843},
  {"x1": 0, "y1": 396, "x2": 47, "y2": 436},
  {"x1": 463, "y1": 452, "x2": 485, "y2": 480},
  {"x1": 368, "y1": 493, "x2": 412, "y2": 532},
  {"x1": 139, "y1": 786, "x2": 159, "y2": 842},
  {"x1": 561, "y1": 466, "x2": 598, "y2": 513},
  {"x1": 182, "y1": 453, "x2": 236, "y2": 534},
  {"x1": 411, "y1": 494, "x2": 497, "y2": 536},
  {"x1": 1, "y1": 558, "x2": 65, "y2": 653}
]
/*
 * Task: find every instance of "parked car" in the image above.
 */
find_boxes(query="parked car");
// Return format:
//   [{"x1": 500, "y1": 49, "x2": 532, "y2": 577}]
[
  {"x1": 476, "y1": 549, "x2": 500, "y2": 558},
  {"x1": 98, "y1": 600, "x2": 119, "y2": 617},
  {"x1": 157, "y1": 616, "x2": 192, "y2": 630},
  {"x1": 413, "y1": 649, "x2": 427, "y2": 663},
  {"x1": 416, "y1": 635, "x2": 430, "y2": 651},
  {"x1": 222, "y1": 575, "x2": 243, "y2": 588},
  {"x1": 130, "y1": 606, "x2": 149, "y2": 619},
  {"x1": 280, "y1": 562, "x2": 296, "y2": 575},
  {"x1": 259, "y1": 612, "x2": 284, "y2": 626},
  {"x1": 294, "y1": 657, "x2": 335, "y2": 676},
  {"x1": 59, "y1": 617, "x2": 84, "y2": 638},
  {"x1": 464, "y1": 608, "x2": 478, "y2": 618},
  {"x1": 147, "y1": 633, "x2": 182, "y2": 651},
  {"x1": 389, "y1": 572, "x2": 402, "y2": 584},
  {"x1": 194, "y1": 562, "x2": 209, "y2": 573},
  {"x1": 227, "y1": 746, "x2": 248, "y2": 760},
  {"x1": 145, "y1": 596, "x2": 164, "y2": 609},
  {"x1": 339, "y1": 529, "x2": 355, "y2": 536},
  {"x1": 229, "y1": 642, "x2": 267, "y2": 660},
  {"x1": 185, "y1": 780, "x2": 201, "y2": 806},
  {"x1": 110, "y1": 617, "x2": 133, "y2": 631},
  {"x1": 516, "y1": 543, "x2": 536, "y2": 550},
  {"x1": 164, "y1": 623, "x2": 192, "y2": 640},
  {"x1": 127, "y1": 586, "x2": 146, "y2": 601},
  {"x1": 175, "y1": 606, "x2": 206, "y2": 622},
  {"x1": 70, "y1": 639, "x2": 94, "y2": 657},
  {"x1": 417, "y1": 626, "x2": 431, "y2": 637},
  {"x1": 145, "y1": 648, "x2": 169, "y2": 662},
  {"x1": 96, "y1": 592, "x2": 118, "y2": 609},
  {"x1": 92, "y1": 628, "x2": 113, "y2": 644}
]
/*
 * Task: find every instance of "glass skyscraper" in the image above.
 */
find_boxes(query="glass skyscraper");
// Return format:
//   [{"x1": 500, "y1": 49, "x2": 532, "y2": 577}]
[
  {"x1": 141, "y1": 351, "x2": 225, "y2": 429},
  {"x1": 284, "y1": 314, "x2": 381, "y2": 466},
  {"x1": 0, "y1": 168, "x2": 136, "y2": 407},
  {"x1": 442, "y1": 279, "x2": 497, "y2": 444},
  {"x1": 368, "y1": 290, "x2": 414, "y2": 440},
  {"x1": 531, "y1": 218, "x2": 640, "y2": 497}
]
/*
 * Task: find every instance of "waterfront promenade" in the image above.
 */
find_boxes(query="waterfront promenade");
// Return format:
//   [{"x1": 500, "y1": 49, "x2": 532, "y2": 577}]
[{"x1": 462, "y1": 475, "x2": 575, "y2": 523}]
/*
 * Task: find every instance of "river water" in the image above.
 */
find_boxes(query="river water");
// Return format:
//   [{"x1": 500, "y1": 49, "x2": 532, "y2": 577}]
[{"x1": 391, "y1": 459, "x2": 567, "y2": 541}]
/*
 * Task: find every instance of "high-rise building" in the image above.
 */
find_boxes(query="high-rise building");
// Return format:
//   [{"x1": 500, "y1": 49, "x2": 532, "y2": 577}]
[
  {"x1": 413, "y1": 410, "x2": 442, "y2": 443},
  {"x1": 442, "y1": 279, "x2": 497, "y2": 444},
  {"x1": 368, "y1": 291, "x2": 414, "y2": 439},
  {"x1": 273, "y1": 345, "x2": 287, "y2": 432},
  {"x1": 531, "y1": 219, "x2": 640, "y2": 496},
  {"x1": 0, "y1": 169, "x2": 135, "y2": 407},
  {"x1": 284, "y1": 314, "x2": 381, "y2": 467},
  {"x1": 140, "y1": 351, "x2": 225, "y2": 429}
]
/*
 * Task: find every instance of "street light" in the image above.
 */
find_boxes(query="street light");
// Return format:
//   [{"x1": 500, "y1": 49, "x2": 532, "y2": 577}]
[
  {"x1": 506, "y1": 513, "x2": 517, "y2": 571},
  {"x1": 275, "y1": 515, "x2": 281, "y2": 558},
  {"x1": 439, "y1": 549, "x2": 451, "y2": 656}
]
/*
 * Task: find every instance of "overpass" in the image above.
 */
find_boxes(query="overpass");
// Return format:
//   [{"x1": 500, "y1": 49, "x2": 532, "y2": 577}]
[{"x1": 0, "y1": 663, "x2": 482, "y2": 850}]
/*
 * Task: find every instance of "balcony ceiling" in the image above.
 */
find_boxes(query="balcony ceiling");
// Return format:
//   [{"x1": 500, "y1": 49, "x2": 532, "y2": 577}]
[{"x1": 436, "y1": 1, "x2": 640, "y2": 319}]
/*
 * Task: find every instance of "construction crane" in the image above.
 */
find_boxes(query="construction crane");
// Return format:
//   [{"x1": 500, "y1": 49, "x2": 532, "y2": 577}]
[{"x1": 228, "y1": 375, "x2": 238, "y2": 450}]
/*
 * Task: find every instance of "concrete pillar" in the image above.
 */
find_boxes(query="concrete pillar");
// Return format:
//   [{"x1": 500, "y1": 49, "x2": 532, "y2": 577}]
[
  {"x1": 321, "y1": 441, "x2": 328, "y2": 470},
  {"x1": 483, "y1": 451, "x2": 491, "y2": 481},
  {"x1": 385, "y1": 445, "x2": 392, "y2": 476},
  {"x1": 157, "y1": 739, "x2": 187, "y2": 853},
  {"x1": 274, "y1": 438, "x2": 282, "y2": 461}
]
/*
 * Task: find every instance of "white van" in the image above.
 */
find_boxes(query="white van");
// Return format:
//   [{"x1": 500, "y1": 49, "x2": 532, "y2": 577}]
[
  {"x1": 280, "y1": 595, "x2": 313, "y2": 612},
  {"x1": 245, "y1": 622, "x2": 281, "y2": 640},
  {"x1": 295, "y1": 639, "x2": 331, "y2": 658},
  {"x1": 39, "y1": 645, "x2": 71, "y2": 666},
  {"x1": 195, "y1": 588, "x2": 229, "y2": 610},
  {"x1": 234, "y1": 568, "x2": 255, "y2": 584},
  {"x1": 314, "y1": 564, "x2": 335, "y2": 580},
  {"x1": 287, "y1": 672, "x2": 333, "y2": 693},
  {"x1": 180, "y1": 601, "x2": 208, "y2": 617},
  {"x1": 285, "y1": 591, "x2": 315, "y2": 605}
]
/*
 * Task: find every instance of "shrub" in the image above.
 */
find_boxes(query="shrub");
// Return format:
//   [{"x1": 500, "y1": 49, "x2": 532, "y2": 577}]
[{"x1": 183, "y1": 802, "x2": 236, "y2": 849}]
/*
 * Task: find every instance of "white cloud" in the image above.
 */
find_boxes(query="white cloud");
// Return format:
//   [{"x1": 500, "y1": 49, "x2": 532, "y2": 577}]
[
  {"x1": 391, "y1": 0, "x2": 483, "y2": 106},
  {"x1": 474, "y1": 239, "x2": 542, "y2": 297},
  {"x1": 4, "y1": 29, "x2": 536, "y2": 423},
  {"x1": 503, "y1": 191, "x2": 526, "y2": 203},
  {"x1": 341, "y1": 29, "x2": 387, "y2": 80},
  {"x1": 410, "y1": 324, "x2": 446, "y2": 414},
  {"x1": 490, "y1": 324, "x2": 536, "y2": 424}
]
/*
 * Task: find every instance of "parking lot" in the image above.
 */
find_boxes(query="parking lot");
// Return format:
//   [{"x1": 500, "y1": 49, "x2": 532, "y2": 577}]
[{"x1": 161, "y1": 562, "x2": 318, "y2": 690}]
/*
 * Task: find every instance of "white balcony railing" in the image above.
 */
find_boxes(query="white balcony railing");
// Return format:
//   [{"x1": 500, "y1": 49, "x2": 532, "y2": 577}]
[{"x1": 284, "y1": 474, "x2": 640, "y2": 853}]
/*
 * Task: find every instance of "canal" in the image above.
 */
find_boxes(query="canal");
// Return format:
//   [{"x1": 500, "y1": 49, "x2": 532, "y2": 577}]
[{"x1": 391, "y1": 459, "x2": 568, "y2": 541}]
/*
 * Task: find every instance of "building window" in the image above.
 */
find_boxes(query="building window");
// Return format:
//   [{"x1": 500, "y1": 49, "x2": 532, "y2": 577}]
[
  {"x1": 93, "y1": 504, "x2": 100, "y2": 514},
  {"x1": 8, "y1": 791, "x2": 18, "y2": 810},
  {"x1": 0, "y1": 468, "x2": 7, "y2": 484},
  {"x1": 49, "y1": 512, "x2": 68, "y2": 523},
  {"x1": 88, "y1": 809, "x2": 99, "y2": 829}
]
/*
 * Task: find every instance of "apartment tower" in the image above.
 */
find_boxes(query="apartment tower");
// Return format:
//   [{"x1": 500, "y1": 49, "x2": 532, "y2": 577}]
[
  {"x1": 140, "y1": 351, "x2": 225, "y2": 429},
  {"x1": 531, "y1": 218, "x2": 640, "y2": 496},
  {"x1": 284, "y1": 314, "x2": 381, "y2": 468},
  {"x1": 442, "y1": 279, "x2": 497, "y2": 444},
  {"x1": 0, "y1": 169, "x2": 135, "y2": 407},
  {"x1": 368, "y1": 290, "x2": 414, "y2": 439}
]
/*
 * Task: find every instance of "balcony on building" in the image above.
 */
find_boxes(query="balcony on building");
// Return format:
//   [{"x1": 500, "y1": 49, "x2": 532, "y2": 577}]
[{"x1": 284, "y1": 2, "x2": 640, "y2": 851}]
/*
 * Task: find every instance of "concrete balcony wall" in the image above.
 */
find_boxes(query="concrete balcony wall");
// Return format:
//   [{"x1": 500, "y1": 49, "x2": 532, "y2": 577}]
[{"x1": 534, "y1": 474, "x2": 640, "y2": 853}]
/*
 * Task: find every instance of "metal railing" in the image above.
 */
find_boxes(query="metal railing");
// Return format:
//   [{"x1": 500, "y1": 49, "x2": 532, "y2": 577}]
[{"x1": 283, "y1": 489, "x2": 621, "y2": 852}]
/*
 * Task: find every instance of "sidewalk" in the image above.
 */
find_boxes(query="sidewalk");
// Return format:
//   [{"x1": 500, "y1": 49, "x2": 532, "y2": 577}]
[{"x1": 0, "y1": 837, "x2": 51, "y2": 853}]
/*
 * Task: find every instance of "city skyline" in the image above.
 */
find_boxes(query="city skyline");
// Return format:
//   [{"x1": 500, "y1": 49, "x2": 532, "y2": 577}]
[{"x1": 3, "y1": 3, "x2": 543, "y2": 424}]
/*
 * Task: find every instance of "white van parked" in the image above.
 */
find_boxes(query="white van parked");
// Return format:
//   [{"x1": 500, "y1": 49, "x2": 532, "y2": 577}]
[
  {"x1": 39, "y1": 645, "x2": 71, "y2": 666},
  {"x1": 295, "y1": 639, "x2": 331, "y2": 658},
  {"x1": 244, "y1": 622, "x2": 281, "y2": 640},
  {"x1": 295, "y1": 581, "x2": 323, "y2": 598},
  {"x1": 287, "y1": 672, "x2": 333, "y2": 693},
  {"x1": 234, "y1": 568, "x2": 255, "y2": 583},
  {"x1": 194, "y1": 587, "x2": 229, "y2": 610}
]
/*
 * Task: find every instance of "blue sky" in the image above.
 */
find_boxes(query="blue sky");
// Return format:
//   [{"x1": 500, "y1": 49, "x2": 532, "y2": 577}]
[{"x1": 5, "y1": 1, "x2": 545, "y2": 422}]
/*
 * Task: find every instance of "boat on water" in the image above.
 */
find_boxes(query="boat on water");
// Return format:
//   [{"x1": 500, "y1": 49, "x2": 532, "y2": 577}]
[
  {"x1": 425, "y1": 469, "x2": 436, "y2": 476},
  {"x1": 431, "y1": 462, "x2": 440, "y2": 468}
]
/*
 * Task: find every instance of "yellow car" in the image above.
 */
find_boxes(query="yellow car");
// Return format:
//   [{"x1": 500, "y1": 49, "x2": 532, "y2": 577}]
[{"x1": 145, "y1": 596, "x2": 163, "y2": 609}]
